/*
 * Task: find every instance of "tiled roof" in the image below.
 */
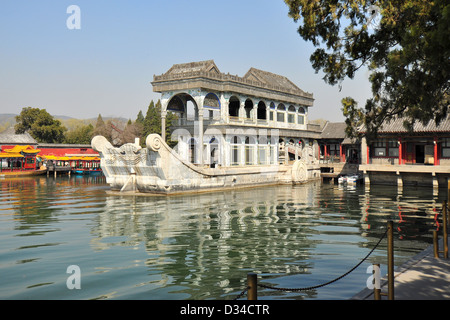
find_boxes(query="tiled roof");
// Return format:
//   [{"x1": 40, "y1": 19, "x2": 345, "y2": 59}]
[
  {"x1": 367, "y1": 115, "x2": 450, "y2": 133},
  {"x1": 155, "y1": 60, "x2": 313, "y2": 98},
  {"x1": 320, "y1": 122, "x2": 347, "y2": 139},
  {"x1": 0, "y1": 127, "x2": 37, "y2": 145},
  {"x1": 243, "y1": 68, "x2": 305, "y2": 95}
]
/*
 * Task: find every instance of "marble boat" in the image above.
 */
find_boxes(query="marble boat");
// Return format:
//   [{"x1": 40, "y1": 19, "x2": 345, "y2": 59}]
[{"x1": 92, "y1": 134, "x2": 319, "y2": 195}]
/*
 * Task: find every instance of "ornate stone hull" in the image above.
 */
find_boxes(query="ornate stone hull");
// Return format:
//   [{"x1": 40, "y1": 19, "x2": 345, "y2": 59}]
[{"x1": 92, "y1": 134, "x2": 320, "y2": 195}]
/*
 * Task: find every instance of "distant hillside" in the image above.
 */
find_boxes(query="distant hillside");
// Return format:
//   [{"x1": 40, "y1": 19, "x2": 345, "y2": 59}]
[
  {"x1": 0, "y1": 114, "x2": 17, "y2": 131},
  {"x1": 0, "y1": 114, "x2": 128, "y2": 132}
]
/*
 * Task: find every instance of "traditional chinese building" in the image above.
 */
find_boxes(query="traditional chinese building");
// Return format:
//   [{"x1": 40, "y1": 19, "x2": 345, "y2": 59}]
[
  {"x1": 360, "y1": 116, "x2": 450, "y2": 188},
  {"x1": 151, "y1": 60, "x2": 321, "y2": 171}
]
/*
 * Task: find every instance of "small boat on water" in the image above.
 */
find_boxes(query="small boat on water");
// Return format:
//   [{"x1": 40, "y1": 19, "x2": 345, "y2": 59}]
[
  {"x1": 72, "y1": 168, "x2": 103, "y2": 175},
  {"x1": 41, "y1": 155, "x2": 102, "y2": 176},
  {"x1": 0, "y1": 145, "x2": 46, "y2": 178},
  {"x1": 338, "y1": 174, "x2": 363, "y2": 185}
]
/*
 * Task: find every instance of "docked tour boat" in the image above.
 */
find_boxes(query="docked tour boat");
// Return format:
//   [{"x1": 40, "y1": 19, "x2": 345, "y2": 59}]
[{"x1": 0, "y1": 145, "x2": 46, "y2": 177}]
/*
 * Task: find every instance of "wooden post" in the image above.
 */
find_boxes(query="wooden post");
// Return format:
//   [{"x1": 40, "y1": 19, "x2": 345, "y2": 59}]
[
  {"x1": 434, "y1": 230, "x2": 439, "y2": 258},
  {"x1": 443, "y1": 201, "x2": 448, "y2": 259},
  {"x1": 387, "y1": 221, "x2": 394, "y2": 300},
  {"x1": 247, "y1": 273, "x2": 257, "y2": 300},
  {"x1": 448, "y1": 179, "x2": 450, "y2": 206}
]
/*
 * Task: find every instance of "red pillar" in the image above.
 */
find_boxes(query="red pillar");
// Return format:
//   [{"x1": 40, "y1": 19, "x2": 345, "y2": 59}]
[
  {"x1": 367, "y1": 146, "x2": 370, "y2": 164},
  {"x1": 341, "y1": 145, "x2": 346, "y2": 162},
  {"x1": 434, "y1": 137, "x2": 439, "y2": 165},
  {"x1": 398, "y1": 138, "x2": 402, "y2": 165}
]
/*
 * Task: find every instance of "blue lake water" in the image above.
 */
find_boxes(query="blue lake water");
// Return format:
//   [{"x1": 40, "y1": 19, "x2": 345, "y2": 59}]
[{"x1": 0, "y1": 175, "x2": 444, "y2": 300}]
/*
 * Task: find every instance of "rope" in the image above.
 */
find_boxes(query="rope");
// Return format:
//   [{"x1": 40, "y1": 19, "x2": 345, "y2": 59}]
[{"x1": 249, "y1": 228, "x2": 388, "y2": 294}]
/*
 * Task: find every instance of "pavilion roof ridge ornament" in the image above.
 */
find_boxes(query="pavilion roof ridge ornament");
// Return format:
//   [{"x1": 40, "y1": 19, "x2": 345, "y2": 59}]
[{"x1": 152, "y1": 60, "x2": 314, "y2": 100}]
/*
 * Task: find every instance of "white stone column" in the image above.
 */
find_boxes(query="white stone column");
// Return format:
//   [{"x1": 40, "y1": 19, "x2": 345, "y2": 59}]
[
  {"x1": 160, "y1": 99, "x2": 169, "y2": 141},
  {"x1": 240, "y1": 141, "x2": 245, "y2": 166},
  {"x1": 361, "y1": 136, "x2": 368, "y2": 164},
  {"x1": 194, "y1": 94, "x2": 205, "y2": 166},
  {"x1": 221, "y1": 94, "x2": 229, "y2": 124},
  {"x1": 161, "y1": 110, "x2": 167, "y2": 141},
  {"x1": 239, "y1": 101, "x2": 245, "y2": 120},
  {"x1": 198, "y1": 112, "x2": 204, "y2": 165}
]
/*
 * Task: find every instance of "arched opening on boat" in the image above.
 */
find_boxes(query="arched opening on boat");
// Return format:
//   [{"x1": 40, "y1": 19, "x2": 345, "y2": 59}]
[
  {"x1": 277, "y1": 104, "x2": 286, "y2": 122},
  {"x1": 269, "y1": 102, "x2": 276, "y2": 121},
  {"x1": 204, "y1": 93, "x2": 221, "y2": 121},
  {"x1": 245, "y1": 136, "x2": 256, "y2": 165},
  {"x1": 288, "y1": 105, "x2": 296, "y2": 124},
  {"x1": 231, "y1": 135, "x2": 242, "y2": 166},
  {"x1": 208, "y1": 136, "x2": 219, "y2": 167},
  {"x1": 188, "y1": 137, "x2": 198, "y2": 164},
  {"x1": 298, "y1": 106, "x2": 306, "y2": 125},
  {"x1": 228, "y1": 96, "x2": 240, "y2": 118},
  {"x1": 257, "y1": 101, "x2": 266, "y2": 120},
  {"x1": 244, "y1": 99, "x2": 253, "y2": 119},
  {"x1": 167, "y1": 93, "x2": 198, "y2": 125}
]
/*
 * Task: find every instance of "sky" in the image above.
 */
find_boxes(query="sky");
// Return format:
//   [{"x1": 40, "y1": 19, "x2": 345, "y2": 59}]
[{"x1": 0, "y1": 0, "x2": 373, "y2": 122}]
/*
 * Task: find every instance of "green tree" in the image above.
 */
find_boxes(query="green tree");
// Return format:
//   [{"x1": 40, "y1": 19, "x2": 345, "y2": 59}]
[
  {"x1": 92, "y1": 114, "x2": 112, "y2": 142},
  {"x1": 15, "y1": 107, "x2": 66, "y2": 143},
  {"x1": 64, "y1": 124, "x2": 94, "y2": 144},
  {"x1": 143, "y1": 100, "x2": 160, "y2": 137},
  {"x1": 136, "y1": 110, "x2": 144, "y2": 126},
  {"x1": 285, "y1": 0, "x2": 450, "y2": 138},
  {"x1": 141, "y1": 100, "x2": 178, "y2": 147}
]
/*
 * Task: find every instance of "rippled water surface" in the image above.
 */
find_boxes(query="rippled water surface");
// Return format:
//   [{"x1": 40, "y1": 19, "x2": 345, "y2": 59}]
[{"x1": 0, "y1": 175, "x2": 445, "y2": 300}]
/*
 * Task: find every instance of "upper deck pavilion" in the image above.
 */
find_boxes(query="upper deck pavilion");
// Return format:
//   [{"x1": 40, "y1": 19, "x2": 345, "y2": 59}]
[
  {"x1": 152, "y1": 60, "x2": 314, "y2": 106},
  {"x1": 151, "y1": 60, "x2": 317, "y2": 145}
]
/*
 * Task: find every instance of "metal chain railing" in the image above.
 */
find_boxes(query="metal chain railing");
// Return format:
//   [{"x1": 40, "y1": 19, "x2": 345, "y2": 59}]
[
  {"x1": 233, "y1": 286, "x2": 250, "y2": 300},
  {"x1": 234, "y1": 227, "x2": 388, "y2": 299}
]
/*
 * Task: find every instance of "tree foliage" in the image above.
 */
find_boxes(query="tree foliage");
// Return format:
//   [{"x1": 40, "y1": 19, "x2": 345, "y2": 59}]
[
  {"x1": 15, "y1": 107, "x2": 66, "y2": 143},
  {"x1": 122, "y1": 119, "x2": 142, "y2": 144},
  {"x1": 92, "y1": 114, "x2": 112, "y2": 142},
  {"x1": 64, "y1": 124, "x2": 94, "y2": 144},
  {"x1": 285, "y1": 0, "x2": 450, "y2": 138},
  {"x1": 138, "y1": 99, "x2": 178, "y2": 147}
]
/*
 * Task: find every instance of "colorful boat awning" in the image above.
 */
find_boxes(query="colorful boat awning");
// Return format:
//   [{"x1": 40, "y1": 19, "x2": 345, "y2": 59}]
[
  {"x1": 0, "y1": 152, "x2": 24, "y2": 158},
  {"x1": 0, "y1": 145, "x2": 40, "y2": 158},
  {"x1": 3, "y1": 145, "x2": 41, "y2": 154},
  {"x1": 40, "y1": 155, "x2": 100, "y2": 161}
]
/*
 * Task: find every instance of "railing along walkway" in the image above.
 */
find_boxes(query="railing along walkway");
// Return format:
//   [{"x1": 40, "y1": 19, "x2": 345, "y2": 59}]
[
  {"x1": 234, "y1": 199, "x2": 450, "y2": 300},
  {"x1": 234, "y1": 221, "x2": 394, "y2": 300}
]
